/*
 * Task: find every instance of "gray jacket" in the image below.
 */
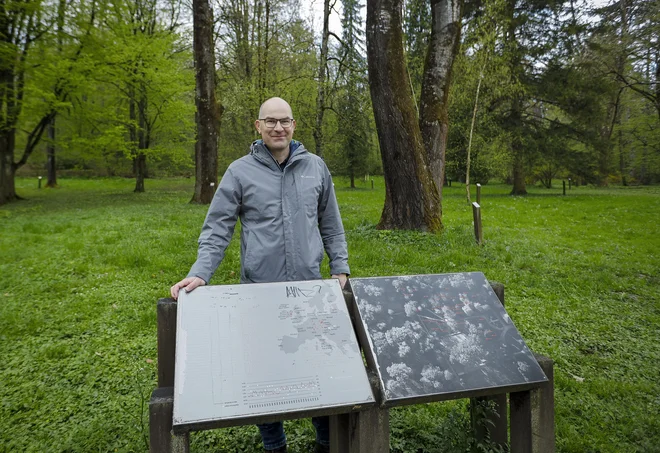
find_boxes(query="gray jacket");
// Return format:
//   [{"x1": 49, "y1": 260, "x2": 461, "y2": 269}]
[{"x1": 187, "y1": 140, "x2": 350, "y2": 284}]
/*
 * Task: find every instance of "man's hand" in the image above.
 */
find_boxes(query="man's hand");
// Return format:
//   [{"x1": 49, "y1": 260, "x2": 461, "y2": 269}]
[
  {"x1": 170, "y1": 277, "x2": 206, "y2": 300},
  {"x1": 331, "y1": 273, "x2": 348, "y2": 289}
]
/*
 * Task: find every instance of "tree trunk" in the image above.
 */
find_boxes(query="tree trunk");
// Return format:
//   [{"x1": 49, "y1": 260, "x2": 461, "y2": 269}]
[
  {"x1": 0, "y1": 131, "x2": 18, "y2": 205},
  {"x1": 263, "y1": 0, "x2": 270, "y2": 94},
  {"x1": 134, "y1": 94, "x2": 148, "y2": 193},
  {"x1": 655, "y1": 47, "x2": 660, "y2": 122},
  {"x1": 134, "y1": 152, "x2": 147, "y2": 193},
  {"x1": 191, "y1": 0, "x2": 220, "y2": 204},
  {"x1": 45, "y1": 0, "x2": 66, "y2": 189},
  {"x1": 511, "y1": 133, "x2": 527, "y2": 194},
  {"x1": 256, "y1": 0, "x2": 263, "y2": 103},
  {"x1": 419, "y1": 0, "x2": 461, "y2": 197},
  {"x1": 511, "y1": 98, "x2": 527, "y2": 195},
  {"x1": 46, "y1": 115, "x2": 57, "y2": 188},
  {"x1": 367, "y1": 0, "x2": 443, "y2": 232},
  {"x1": 313, "y1": 0, "x2": 331, "y2": 159}
]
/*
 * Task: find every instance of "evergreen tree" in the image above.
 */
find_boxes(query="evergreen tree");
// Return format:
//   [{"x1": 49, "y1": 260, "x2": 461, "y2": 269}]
[{"x1": 338, "y1": 0, "x2": 371, "y2": 187}]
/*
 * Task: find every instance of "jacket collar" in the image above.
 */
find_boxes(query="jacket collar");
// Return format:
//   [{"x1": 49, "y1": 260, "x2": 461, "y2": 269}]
[{"x1": 250, "y1": 140, "x2": 307, "y2": 171}]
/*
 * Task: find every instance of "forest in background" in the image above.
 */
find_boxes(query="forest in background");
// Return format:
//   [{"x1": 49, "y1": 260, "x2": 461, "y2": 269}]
[{"x1": 2, "y1": 0, "x2": 659, "y2": 195}]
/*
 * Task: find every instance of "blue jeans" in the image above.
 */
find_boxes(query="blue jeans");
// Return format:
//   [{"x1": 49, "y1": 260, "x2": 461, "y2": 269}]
[{"x1": 257, "y1": 416, "x2": 329, "y2": 450}]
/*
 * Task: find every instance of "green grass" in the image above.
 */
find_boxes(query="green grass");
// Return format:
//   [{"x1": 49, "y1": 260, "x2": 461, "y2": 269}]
[{"x1": 1, "y1": 177, "x2": 658, "y2": 452}]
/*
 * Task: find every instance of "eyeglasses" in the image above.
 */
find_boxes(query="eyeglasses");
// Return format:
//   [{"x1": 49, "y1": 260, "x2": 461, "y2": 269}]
[{"x1": 258, "y1": 117, "x2": 294, "y2": 129}]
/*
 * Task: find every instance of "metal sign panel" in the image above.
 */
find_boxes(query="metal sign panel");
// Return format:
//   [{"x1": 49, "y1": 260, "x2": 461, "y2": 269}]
[
  {"x1": 351, "y1": 273, "x2": 547, "y2": 405},
  {"x1": 173, "y1": 279, "x2": 374, "y2": 429}
]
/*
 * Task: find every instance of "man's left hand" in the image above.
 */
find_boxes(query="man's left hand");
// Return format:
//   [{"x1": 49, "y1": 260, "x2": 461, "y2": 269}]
[{"x1": 331, "y1": 273, "x2": 348, "y2": 289}]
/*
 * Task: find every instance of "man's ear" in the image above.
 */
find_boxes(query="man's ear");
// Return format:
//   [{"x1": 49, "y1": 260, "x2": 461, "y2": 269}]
[{"x1": 254, "y1": 120, "x2": 261, "y2": 133}]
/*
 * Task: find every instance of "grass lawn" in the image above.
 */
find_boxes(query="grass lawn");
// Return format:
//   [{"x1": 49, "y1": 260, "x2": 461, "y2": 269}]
[{"x1": 1, "y1": 176, "x2": 658, "y2": 452}]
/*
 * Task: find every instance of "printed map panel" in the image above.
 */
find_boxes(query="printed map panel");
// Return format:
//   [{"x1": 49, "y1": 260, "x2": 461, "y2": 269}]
[
  {"x1": 173, "y1": 279, "x2": 374, "y2": 428},
  {"x1": 351, "y1": 273, "x2": 547, "y2": 404}
]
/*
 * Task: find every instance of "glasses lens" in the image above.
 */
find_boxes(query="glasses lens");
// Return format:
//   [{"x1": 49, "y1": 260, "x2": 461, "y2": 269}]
[{"x1": 262, "y1": 118, "x2": 292, "y2": 128}]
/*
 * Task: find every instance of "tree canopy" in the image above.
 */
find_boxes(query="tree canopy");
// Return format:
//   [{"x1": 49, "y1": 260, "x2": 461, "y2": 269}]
[{"x1": 0, "y1": 0, "x2": 657, "y2": 208}]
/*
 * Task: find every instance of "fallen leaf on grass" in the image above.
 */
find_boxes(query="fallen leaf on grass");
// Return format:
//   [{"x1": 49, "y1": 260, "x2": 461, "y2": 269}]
[{"x1": 146, "y1": 358, "x2": 154, "y2": 364}]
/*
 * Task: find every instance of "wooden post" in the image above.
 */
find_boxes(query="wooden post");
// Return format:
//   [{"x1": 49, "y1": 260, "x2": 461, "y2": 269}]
[
  {"x1": 562, "y1": 181, "x2": 566, "y2": 196},
  {"x1": 331, "y1": 407, "x2": 395, "y2": 451},
  {"x1": 150, "y1": 387, "x2": 174, "y2": 453},
  {"x1": 344, "y1": 407, "x2": 390, "y2": 452},
  {"x1": 150, "y1": 387, "x2": 189, "y2": 453},
  {"x1": 172, "y1": 433, "x2": 190, "y2": 453},
  {"x1": 471, "y1": 283, "x2": 507, "y2": 447},
  {"x1": 490, "y1": 282, "x2": 504, "y2": 306},
  {"x1": 476, "y1": 183, "x2": 481, "y2": 204},
  {"x1": 472, "y1": 202, "x2": 483, "y2": 245},
  {"x1": 568, "y1": 178, "x2": 571, "y2": 190},
  {"x1": 371, "y1": 179, "x2": 374, "y2": 190},
  {"x1": 329, "y1": 414, "x2": 350, "y2": 453},
  {"x1": 157, "y1": 298, "x2": 178, "y2": 387},
  {"x1": 38, "y1": 176, "x2": 42, "y2": 189},
  {"x1": 510, "y1": 391, "x2": 533, "y2": 453},
  {"x1": 532, "y1": 354, "x2": 555, "y2": 453}
]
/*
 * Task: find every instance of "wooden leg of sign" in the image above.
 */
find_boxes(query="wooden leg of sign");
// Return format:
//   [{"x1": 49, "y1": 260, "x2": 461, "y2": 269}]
[
  {"x1": 346, "y1": 407, "x2": 390, "y2": 452},
  {"x1": 149, "y1": 386, "x2": 189, "y2": 453},
  {"x1": 532, "y1": 354, "x2": 556, "y2": 453},
  {"x1": 149, "y1": 387, "x2": 173, "y2": 453},
  {"x1": 157, "y1": 298, "x2": 178, "y2": 387},
  {"x1": 330, "y1": 414, "x2": 349, "y2": 453},
  {"x1": 171, "y1": 433, "x2": 190, "y2": 453},
  {"x1": 510, "y1": 390, "x2": 533, "y2": 453},
  {"x1": 470, "y1": 394, "x2": 508, "y2": 448}
]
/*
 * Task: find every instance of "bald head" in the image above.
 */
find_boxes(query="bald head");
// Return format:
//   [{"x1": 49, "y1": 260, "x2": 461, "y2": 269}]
[
  {"x1": 258, "y1": 97, "x2": 294, "y2": 119},
  {"x1": 255, "y1": 97, "x2": 297, "y2": 155}
]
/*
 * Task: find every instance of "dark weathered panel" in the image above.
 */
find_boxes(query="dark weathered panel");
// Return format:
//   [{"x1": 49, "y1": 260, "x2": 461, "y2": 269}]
[{"x1": 351, "y1": 273, "x2": 547, "y2": 405}]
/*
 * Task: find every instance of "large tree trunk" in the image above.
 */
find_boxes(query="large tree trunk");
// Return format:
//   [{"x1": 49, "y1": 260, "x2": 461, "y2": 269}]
[
  {"x1": 419, "y1": 0, "x2": 461, "y2": 196},
  {"x1": 505, "y1": 0, "x2": 527, "y2": 196},
  {"x1": 313, "y1": 0, "x2": 331, "y2": 159},
  {"x1": 46, "y1": 115, "x2": 57, "y2": 188},
  {"x1": 367, "y1": 0, "x2": 443, "y2": 232},
  {"x1": 191, "y1": 0, "x2": 220, "y2": 204}
]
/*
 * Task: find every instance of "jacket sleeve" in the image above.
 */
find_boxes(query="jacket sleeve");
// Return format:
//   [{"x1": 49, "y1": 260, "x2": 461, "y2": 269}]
[
  {"x1": 187, "y1": 168, "x2": 242, "y2": 284},
  {"x1": 317, "y1": 162, "x2": 350, "y2": 276}
]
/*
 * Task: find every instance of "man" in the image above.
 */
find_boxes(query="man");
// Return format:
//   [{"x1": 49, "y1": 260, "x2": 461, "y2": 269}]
[{"x1": 170, "y1": 97, "x2": 349, "y2": 453}]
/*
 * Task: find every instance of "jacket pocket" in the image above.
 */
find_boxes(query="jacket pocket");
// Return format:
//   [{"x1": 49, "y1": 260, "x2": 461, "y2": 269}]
[
  {"x1": 315, "y1": 228, "x2": 324, "y2": 265},
  {"x1": 243, "y1": 231, "x2": 256, "y2": 279}
]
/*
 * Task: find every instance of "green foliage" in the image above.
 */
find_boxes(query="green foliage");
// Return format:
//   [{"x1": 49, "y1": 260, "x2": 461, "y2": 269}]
[
  {"x1": 13, "y1": 0, "x2": 195, "y2": 182},
  {"x1": 1, "y1": 177, "x2": 659, "y2": 452}
]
